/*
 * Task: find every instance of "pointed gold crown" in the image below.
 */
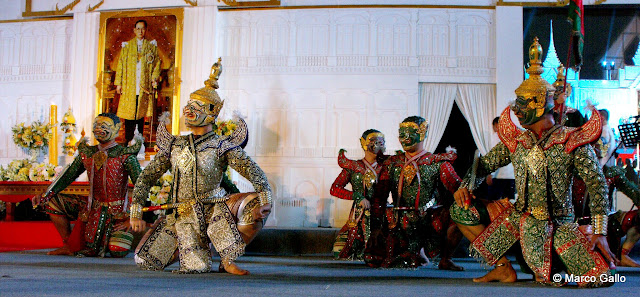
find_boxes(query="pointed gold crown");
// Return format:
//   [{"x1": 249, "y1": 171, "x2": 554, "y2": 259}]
[
  {"x1": 553, "y1": 63, "x2": 572, "y2": 100},
  {"x1": 514, "y1": 37, "x2": 556, "y2": 118},
  {"x1": 190, "y1": 57, "x2": 224, "y2": 118}
]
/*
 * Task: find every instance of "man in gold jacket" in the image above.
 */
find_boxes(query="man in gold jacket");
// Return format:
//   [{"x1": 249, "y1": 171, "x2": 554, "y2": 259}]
[
  {"x1": 114, "y1": 20, "x2": 161, "y2": 144},
  {"x1": 130, "y1": 59, "x2": 272, "y2": 275}
]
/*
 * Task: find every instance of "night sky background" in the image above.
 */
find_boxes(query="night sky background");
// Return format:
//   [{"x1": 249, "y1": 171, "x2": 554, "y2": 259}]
[{"x1": 523, "y1": 5, "x2": 639, "y2": 80}]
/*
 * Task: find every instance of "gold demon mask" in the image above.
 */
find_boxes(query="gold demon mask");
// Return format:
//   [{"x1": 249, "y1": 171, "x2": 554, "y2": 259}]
[
  {"x1": 398, "y1": 116, "x2": 428, "y2": 151},
  {"x1": 359, "y1": 130, "x2": 386, "y2": 154},
  {"x1": 512, "y1": 37, "x2": 555, "y2": 126},
  {"x1": 184, "y1": 58, "x2": 224, "y2": 127},
  {"x1": 92, "y1": 113, "x2": 121, "y2": 143}
]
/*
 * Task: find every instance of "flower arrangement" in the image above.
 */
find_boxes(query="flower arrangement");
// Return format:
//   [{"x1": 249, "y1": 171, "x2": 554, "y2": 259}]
[
  {"x1": 12, "y1": 121, "x2": 52, "y2": 152},
  {"x1": 28, "y1": 162, "x2": 62, "y2": 182},
  {"x1": 214, "y1": 119, "x2": 237, "y2": 137},
  {"x1": 0, "y1": 159, "x2": 61, "y2": 182},
  {"x1": 147, "y1": 172, "x2": 173, "y2": 217},
  {"x1": 0, "y1": 159, "x2": 32, "y2": 181}
]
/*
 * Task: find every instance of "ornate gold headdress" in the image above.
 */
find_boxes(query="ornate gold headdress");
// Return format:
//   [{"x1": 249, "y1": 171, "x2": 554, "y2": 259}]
[
  {"x1": 512, "y1": 37, "x2": 555, "y2": 125},
  {"x1": 552, "y1": 64, "x2": 572, "y2": 104},
  {"x1": 190, "y1": 58, "x2": 224, "y2": 120}
]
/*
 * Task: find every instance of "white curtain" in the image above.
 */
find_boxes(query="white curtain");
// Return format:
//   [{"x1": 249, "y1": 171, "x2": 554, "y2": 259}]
[
  {"x1": 419, "y1": 83, "x2": 457, "y2": 152},
  {"x1": 456, "y1": 84, "x2": 496, "y2": 155}
]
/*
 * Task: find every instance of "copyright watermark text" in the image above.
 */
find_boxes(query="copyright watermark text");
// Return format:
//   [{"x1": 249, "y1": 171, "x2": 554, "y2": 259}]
[{"x1": 552, "y1": 273, "x2": 626, "y2": 283}]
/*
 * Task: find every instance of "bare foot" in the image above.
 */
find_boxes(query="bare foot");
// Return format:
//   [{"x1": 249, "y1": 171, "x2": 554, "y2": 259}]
[
  {"x1": 473, "y1": 262, "x2": 517, "y2": 283},
  {"x1": 222, "y1": 262, "x2": 249, "y2": 275},
  {"x1": 619, "y1": 254, "x2": 640, "y2": 267},
  {"x1": 439, "y1": 258, "x2": 464, "y2": 271},
  {"x1": 47, "y1": 246, "x2": 73, "y2": 256}
]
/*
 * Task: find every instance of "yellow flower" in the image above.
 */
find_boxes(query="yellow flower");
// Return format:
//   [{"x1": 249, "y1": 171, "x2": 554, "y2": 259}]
[
  {"x1": 18, "y1": 168, "x2": 29, "y2": 176},
  {"x1": 150, "y1": 185, "x2": 161, "y2": 194}
]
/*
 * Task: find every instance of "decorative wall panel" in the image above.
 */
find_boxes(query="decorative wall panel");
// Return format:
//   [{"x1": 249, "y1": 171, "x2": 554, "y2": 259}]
[{"x1": 0, "y1": 20, "x2": 72, "y2": 165}]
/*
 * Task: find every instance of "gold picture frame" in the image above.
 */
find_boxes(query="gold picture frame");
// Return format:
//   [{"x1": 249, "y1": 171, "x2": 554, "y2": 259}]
[{"x1": 96, "y1": 8, "x2": 183, "y2": 145}]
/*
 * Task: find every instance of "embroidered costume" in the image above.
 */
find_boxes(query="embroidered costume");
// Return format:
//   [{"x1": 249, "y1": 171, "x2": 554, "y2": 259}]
[
  {"x1": 114, "y1": 37, "x2": 161, "y2": 121},
  {"x1": 367, "y1": 117, "x2": 462, "y2": 268},
  {"x1": 43, "y1": 115, "x2": 142, "y2": 257},
  {"x1": 131, "y1": 59, "x2": 273, "y2": 273},
  {"x1": 451, "y1": 38, "x2": 613, "y2": 287},
  {"x1": 330, "y1": 129, "x2": 387, "y2": 260}
]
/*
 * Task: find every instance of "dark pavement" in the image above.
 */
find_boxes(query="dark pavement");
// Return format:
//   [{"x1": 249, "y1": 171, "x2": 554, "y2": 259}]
[{"x1": 1, "y1": 250, "x2": 639, "y2": 296}]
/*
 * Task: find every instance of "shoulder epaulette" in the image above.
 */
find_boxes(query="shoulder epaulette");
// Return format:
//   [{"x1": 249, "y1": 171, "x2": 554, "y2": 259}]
[
  {"x1": 337, "y1": 149, "x2": 364, "y2": 172},
  {"x1": 564, "y1": 106, "x2": 602, "y2": 153},
  {"x1": 497, "y1": 107, "x2": 525, "y2": 153}
]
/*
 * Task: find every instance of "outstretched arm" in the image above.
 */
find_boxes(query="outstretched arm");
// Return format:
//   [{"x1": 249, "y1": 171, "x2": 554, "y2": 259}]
[
  {"x1": 130, "y1": 153, "x2": 171, "y2": 232},
  {"x1": 33, "y1": 155, "x2": 85, "y2": 206},
  {"x1": 608, "y1": 166, "x2": 640, "y2": 206}
]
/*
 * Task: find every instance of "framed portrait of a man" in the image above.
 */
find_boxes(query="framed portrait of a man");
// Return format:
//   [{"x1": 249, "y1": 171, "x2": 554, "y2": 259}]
[{"x1": 97, "y1": 8, "x2": 183, "y2": 151}]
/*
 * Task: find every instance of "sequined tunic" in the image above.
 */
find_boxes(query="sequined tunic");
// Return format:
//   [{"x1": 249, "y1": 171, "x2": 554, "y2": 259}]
[
  {"x1": 369, "y1": 150, "x2": 461, "y2": 268},
  {"x1": 132, "y1": 130, "x2": 272, "y2": 272},
  {"x1": 330, "y1": 151, "x2": 385, "y2": 260},
  {"x1": 450, "y1": 107, "x2": 611, "y2": 286},
  {"x1": 46, "y1": 141, "x2": 141, "y2": 256}
]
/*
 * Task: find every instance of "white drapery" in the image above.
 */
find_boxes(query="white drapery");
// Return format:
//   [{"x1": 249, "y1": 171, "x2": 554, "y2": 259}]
[
  {"x1": 419, "y1": 83, "x2": 496, "y2": 154},
  {"x1": 419, "y1": 84, "x2": 457, "y2": 152},
  {"x1": 456, "y1": 84, "x2": 496, "y2": 155}
]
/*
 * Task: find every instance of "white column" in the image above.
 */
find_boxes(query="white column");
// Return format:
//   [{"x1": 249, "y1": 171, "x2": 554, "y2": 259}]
[
  {"x1": 66, "y1": 11, "x2": 100, "y2": 139},
  {"x1": 181, "y1": 4, "x2": 219, "y2": 130},
  {"x1": 495, "y1": 5, "x2": 523, "y2": 116}
]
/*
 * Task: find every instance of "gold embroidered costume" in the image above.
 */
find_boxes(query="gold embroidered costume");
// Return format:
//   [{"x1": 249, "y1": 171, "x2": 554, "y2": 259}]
[
  {"x1": 114, "y1": 37, "x2": 161, "y2": 120},
  {"x1": 450, "y1": 38, "x2": 613, "y2": 287},
  {"x1": 130, "y1": 60, "x2": 272, "y2": 273}
]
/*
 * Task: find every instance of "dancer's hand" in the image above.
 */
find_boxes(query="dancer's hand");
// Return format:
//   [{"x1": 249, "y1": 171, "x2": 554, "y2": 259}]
[
  {"x1": 114, "y1": 220, "x2": 131, "y2": 231},
  {"x1": 31, "y1": 193, "x2": 42, "y2": 207},
  {"x1": 130, "y1": 218, "x2": 146, "y2": 232},
  {"x1": 486, "y1": 175, "x2": 493, "y2": 186},
  {"x1": 31, "y1": 192, "x2": 52, "y2": 209},
  {"x1": 454, "y1": 188, "x2": 474, "y2": 209},
  {"x1": 116, "y1": 85, "x2": 122, "y2": 94},
  {"x1": 591, "y1": 234, "x2": 617, "y2": 268}
]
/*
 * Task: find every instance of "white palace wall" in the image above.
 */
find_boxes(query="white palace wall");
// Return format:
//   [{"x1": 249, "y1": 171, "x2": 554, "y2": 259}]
[
  {"x1": 216, "y1": 7, "x2": 500, "y2": 227},
  {"x1": 0, "y1": 3, "x2": 512, "y2": 228}
]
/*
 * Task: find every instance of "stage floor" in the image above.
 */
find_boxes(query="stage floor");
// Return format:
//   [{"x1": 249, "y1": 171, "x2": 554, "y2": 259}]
[{"x1": 1, "y1": 251, "x2": 639, "y2": 296}]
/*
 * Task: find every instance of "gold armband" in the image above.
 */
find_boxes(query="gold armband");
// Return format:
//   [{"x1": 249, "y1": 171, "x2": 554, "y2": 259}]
[
  {"x1": 130, "y1": 203, "x2": 143, "y2": 220},
  {"x1": 258, "y1": 191, "x2": 272, "y2": 205},
  {"x1": 592, "y1": 215, "x2": 608, "y2": 236}
]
